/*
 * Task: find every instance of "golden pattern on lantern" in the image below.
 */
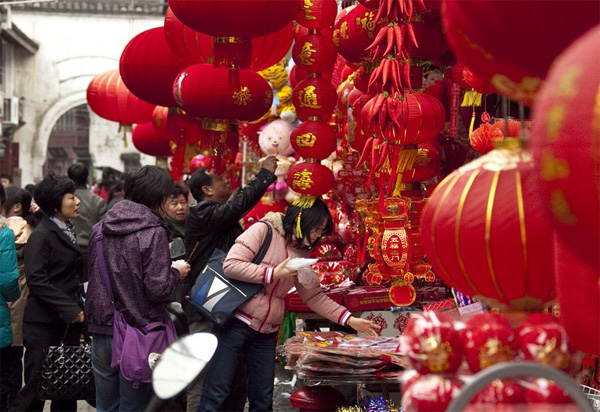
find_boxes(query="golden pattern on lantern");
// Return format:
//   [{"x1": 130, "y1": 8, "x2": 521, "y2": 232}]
[
  {"x1": 334, "y1": 21, "x2": 349, "y2": 44},
  {"x1": 479, "y1": 338, "x2": 516, "y2": 370},
  {"x1": 301, "y1": 0, "x2": 317, "y2": 21},
  {"x1": 292, "y1": 169, "x2": 314, "y2": 191},
  {"x1": 233, "y1": 86, "x2": 252, "y2": 106},
  {"x1": 357, "y1": 10, "x2": 376, "y2": 37},
  {"x1": 298, "y1": 85, "x2": 322, "y2": 109},
  {"x1": 298, "y1": 42, "x2": 317, "y2": 66},
  {"x1": 296, "y1": 132, "x2": 317, "y2": 147}
]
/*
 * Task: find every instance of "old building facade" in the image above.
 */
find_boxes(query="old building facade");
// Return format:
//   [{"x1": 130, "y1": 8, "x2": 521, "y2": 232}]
[{"x1": 1, "y1": 0, "x2": 165, "y2": 186}]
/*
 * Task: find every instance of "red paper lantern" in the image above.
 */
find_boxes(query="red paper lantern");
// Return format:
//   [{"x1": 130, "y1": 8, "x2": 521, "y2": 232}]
[
  {"x1": 333, "y1": 4, "x2": 384, "y2": 65},
  {"x1": 295, "y1": 0, "x2": 338, "y2": 29},
  {"x1": 86, "y1": 69, "x2": 155, "y2": 124},
  {"x1": 164, "y1": 8, "x2": 294, "y2": 72},
  {"x1": 287, "y1": 161, "x2": 335, "y2": 196},
  {"x1": 292, "y1": 33, "x2": 338, "y2": 74},
  {"x1": 173, "y1": 64, "x2": 273, "y2": 122},
  {"x1": 132, "y1": 122, "x2": 172, "y2": 157},
  {"x1": 151, "y1": 105, "x2": 169, "y2": 135},
  {"x1": 400, "y1": 140, "x2": 443, "y2": 183},
  {"x1": 421, "y1": 142, "x2": 556, "y2": 311},
  {"x1": 292, "y1": 77, "x2": 337, "y2": 121},
  {"x1": 290, "y1": 121, "x2": 337, "y2": 160},
  {"x1": 410, "y1": 11, "x2": 453, "y2": 66},
  {"x1": 167, "y1": 0, "x2": 301, "y2": 38},
  {"x1": 441, "y1": 0, "x2": 600, "y2": 105},
  {"x1": 360, "y1": 92, "x2": 446, "y2": 145},
  {"x1": 530, "y1": 23, "x2": 600, "y2": 268},
  {"x1": 470, "y1": 123, "x2": 504, "y2": 155},
  {"x1": 119, "y1": 27, "x2": 190, "y2": 108}
]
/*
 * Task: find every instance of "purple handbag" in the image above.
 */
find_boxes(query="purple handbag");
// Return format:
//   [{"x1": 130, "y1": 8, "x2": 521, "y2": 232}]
[{"x1": 95, "y1": 227, "x2": 177, "y2": 386}]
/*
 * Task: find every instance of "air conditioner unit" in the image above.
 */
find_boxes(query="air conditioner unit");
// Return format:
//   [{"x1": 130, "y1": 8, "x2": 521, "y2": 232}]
[{"x1": 3, "y1": 97, "x2": 19, "y2": 126}]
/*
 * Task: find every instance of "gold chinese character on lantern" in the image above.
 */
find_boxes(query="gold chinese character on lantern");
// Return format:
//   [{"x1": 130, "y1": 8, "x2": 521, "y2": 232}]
[
  {"x1": 299, "y1": 42, "x2": 316, "y2": 66},
  {"x1": 233, "y1": 86, "x2": 252, "y2": 106},
  {"x1": 292, "y1": 169, "x2": 314, "y2": 191},
  {"x1": 296, "y1": 132, "x2": 317, "y2": 147},
  {"x1": 298, "y1": 86, "x2": 321, "y2": 109},
  {"x1": 302, "y1": 0, "x2": 317, "y2": 21},
  {"x1": 356, "y1": 11, "x2": 375, "y2": 33}
]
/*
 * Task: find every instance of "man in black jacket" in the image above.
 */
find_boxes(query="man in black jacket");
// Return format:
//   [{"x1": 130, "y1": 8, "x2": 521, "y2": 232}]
[{"x1": 181, "y1": 155, "x2": 277, "y2": 412}]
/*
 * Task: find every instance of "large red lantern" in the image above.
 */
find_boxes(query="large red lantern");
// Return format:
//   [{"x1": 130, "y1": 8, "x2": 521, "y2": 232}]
[
  {"x1": 421, "y1": 141, "x2": 556, "y2": 311},
  {"x1": 290, "y1": 121, "x2": 337, "y2": 160},
  {"x1": 441, "y1": 0, "x2": 600, "y2": 105},
  {"x1": 86, "y1": 70, "x2": 155, "y2": 125},
  {"x1": 530, "y1": 23, "x2": 600, "y2": 269},
  {"x1": 287, "y1": 161, "x2": 335, "y2": 197},
  {"x1": 164, "y1": 8, "x2": 294, "y2": 71},
  {"x1": 410, "y1": 11, "x2": 453, "y2": 66},
  {"x1": 292, "y1": 77, "x2": 337, "y2": 121},
  {"x1": 119, "y1": 27, "x2": 189, "y2": 107},
  {"x1": 292, "y1": 34, "x2": 338, "y2": 74},
  {"x1": 167, "y1": 0, "x2": 301, "y2": 38},
  {"x1": 333, "y1": 4, "x2": 384, "y2": 66},
  {"x1": 173, "y1": 64, "x2": 273, "y2": 122},
  {"x1": 295, "y1": 0, "x2": 338, "y2": 29},
  {"x1": 132, "y1": 122, "x2": 172, "y2": 157}
]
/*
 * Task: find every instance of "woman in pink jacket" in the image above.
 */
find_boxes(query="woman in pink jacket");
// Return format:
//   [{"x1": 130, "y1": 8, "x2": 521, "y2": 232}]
[{"x1": 197, "y1": 197, "x2": 380, "y2": 412}]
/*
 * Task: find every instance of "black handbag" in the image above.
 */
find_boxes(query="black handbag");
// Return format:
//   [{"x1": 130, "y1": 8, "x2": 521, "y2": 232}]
[
  {"x1": 37, "y1": 325, "x2": 96, "y2": 401},
  {"x1": 186, "y1": 221, "x2": 272, "y2": 326}
]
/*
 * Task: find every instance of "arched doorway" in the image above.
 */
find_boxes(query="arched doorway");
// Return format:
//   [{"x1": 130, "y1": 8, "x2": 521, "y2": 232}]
[{"x1": 43, "y1": 104, "x2": 91, "y2": 176}]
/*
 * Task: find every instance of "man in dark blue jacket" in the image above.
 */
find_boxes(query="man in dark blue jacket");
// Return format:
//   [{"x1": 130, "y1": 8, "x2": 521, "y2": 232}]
[{"x1": 182, "y1": 155, "x2": 277, "y2": 412}]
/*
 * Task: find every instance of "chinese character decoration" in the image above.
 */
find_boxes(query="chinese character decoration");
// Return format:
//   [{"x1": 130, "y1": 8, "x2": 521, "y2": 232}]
[{"x1": 288, "y1": 0, "x2": 340, "y2": 203}]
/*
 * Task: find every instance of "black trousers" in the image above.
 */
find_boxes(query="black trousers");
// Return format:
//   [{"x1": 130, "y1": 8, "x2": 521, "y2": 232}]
[
  {"x1": 0, "y1": 346, "x2": 23, "y2": 412},
  {"x1": 10, "y1": 322, "x2": 80, "y2": 412}
]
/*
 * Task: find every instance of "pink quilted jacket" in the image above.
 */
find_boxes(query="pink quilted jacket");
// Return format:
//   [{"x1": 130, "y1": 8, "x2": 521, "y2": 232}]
[{"x1": 223, "y1": 212, "x2": 351, "y2": 333}]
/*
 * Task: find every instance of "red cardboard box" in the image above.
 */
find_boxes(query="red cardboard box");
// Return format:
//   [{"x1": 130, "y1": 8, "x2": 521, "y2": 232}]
[
  {"x1": 284, "y1": 291, "x2": 345, "y2": 312},
  {"x1": 344, "y1": 287, "x2": 393, "y2": 311}
]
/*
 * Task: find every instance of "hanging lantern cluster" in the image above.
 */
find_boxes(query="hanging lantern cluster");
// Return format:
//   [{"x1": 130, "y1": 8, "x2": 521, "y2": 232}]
[
  {"x1": 287, "y1": 0, "x2": 338, "y2": 198},
  {"x1": 86, "y1": 69, "x2": 156, "y2": 146}
]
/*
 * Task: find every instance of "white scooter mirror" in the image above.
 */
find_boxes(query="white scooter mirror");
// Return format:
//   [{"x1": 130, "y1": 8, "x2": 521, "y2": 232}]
[{"x1": 152, "y1": 332, "x2": 218, "y2": 400}]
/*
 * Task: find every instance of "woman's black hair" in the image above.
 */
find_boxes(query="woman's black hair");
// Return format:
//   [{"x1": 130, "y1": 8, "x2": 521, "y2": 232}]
[
  {"x1": 125, "y1": 166, "x2": 174, "y2": 213},
  {"x1": 282, "y1": 197, "x2": 333, "y2": 249},
  {"x1": 3, "y1": 186, "x2": 38, "y2": 227},
  {"x1": 172, "y1": 181, "x2": 189, "y2": 199},
  {"x1": 33, "y1": 172, "x2": 76, "y2": 217}
]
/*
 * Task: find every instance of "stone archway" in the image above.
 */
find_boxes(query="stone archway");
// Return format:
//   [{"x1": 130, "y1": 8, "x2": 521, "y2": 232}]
[{"x1": 30, "y1": 91, "x2": 87, "y2": 182}]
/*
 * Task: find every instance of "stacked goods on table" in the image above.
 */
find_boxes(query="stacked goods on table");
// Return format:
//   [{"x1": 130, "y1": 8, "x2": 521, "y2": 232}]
[
  {"x1": 399, "y1": 311, "x2": 584, "y2": 412},
  {"x1": 280, "y1": 331, "x2": 407, "y2": 384}
]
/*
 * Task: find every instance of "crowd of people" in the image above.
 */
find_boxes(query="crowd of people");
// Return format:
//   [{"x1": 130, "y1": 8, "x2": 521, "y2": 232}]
[{"x1": 0, "y1": 159, "x2": 379, "y2": 412}]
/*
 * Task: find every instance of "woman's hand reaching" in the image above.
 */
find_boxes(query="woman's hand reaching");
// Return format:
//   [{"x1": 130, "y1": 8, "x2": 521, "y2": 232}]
[
  {"x1": 348, "y1": 316, "x2": 381, "y2": 337},
  {"x1": 273, "y1": 258, "x2": 298, "y2": 280}
]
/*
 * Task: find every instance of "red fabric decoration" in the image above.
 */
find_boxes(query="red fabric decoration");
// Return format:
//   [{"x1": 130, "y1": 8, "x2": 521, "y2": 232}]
[
  {"x1": 400, "y1": 140, "x2": 443, "y2": 183},
  {"x1": 290, "y1": 121, "x2": 337, "y2": 160},
  {"x1": 287, "y1": 161, "x2": 335, "y2": 196},
  {"x1": 442, "y1": 0, "x2": 600, "y2": 105},
  {"x1": 462, "y1": 313, "x2": 516, "y2": 373},
  {"x1": 119, "y1": 27, "x2": 189, "y2": 107},
  {"x1": 292, "y1": 77, "x2": 337, "y2": 121},
  {"x1": 401, "y1": 311, "x2": 463, "y2": 374},
  {"x1": 292, "y1": 33, "x2": 338, "y2": 74},
  {"x1": 410, "y1": 11, "x2": 453, "y2": 66},
  {"x1": 333, "y1": 4, "x2": 384, "y2": 66},
  {"x1": 164, "y1": 8, "x2": 294, "y2": 71},
  {"x1": 469, "y1": 123, "x2": 504, "y2": 155},
  {"x1": 173, "y1": 64, "x2": 273, "y2": 122},
  {"x1": 131, "y1": 122, "x2": 172, "y2": 157},
  {"x1": 167, "y1": 0, "x2": 301, "y2": 38},
  {"x1": 530, "y1": 23, "x2": 600, "y2": 268},
  {"x1": 402, "y1": 375, "x2": 463, "y2": 412},
  {"x1": 421, "y1": 143, "x2": 556, "y2": 311},
  {"x1": 86, "y1": 69, "x2": 155, "y2": 125},
  {"x1": 295, "y1": 0, "x2": 338, "y2": 29}
]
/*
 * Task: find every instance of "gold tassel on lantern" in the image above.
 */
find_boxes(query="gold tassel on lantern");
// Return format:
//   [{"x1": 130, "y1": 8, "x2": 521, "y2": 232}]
[
  {"x1": 292, "y1": 195, "x2": 317, "y2": 239},
  {"x1": 461, "y1": 89, "x2": 483, "y2": 138}
]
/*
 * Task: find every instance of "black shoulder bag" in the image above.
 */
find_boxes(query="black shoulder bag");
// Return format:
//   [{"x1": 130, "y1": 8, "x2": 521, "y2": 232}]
[{"x1": 186, "y1": 221, "x2": 272, "y2": 326}]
